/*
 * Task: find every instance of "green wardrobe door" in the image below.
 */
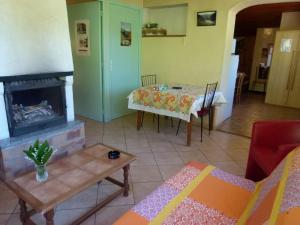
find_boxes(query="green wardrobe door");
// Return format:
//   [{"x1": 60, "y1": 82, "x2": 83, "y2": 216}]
[
  {"x1": 68, "y1": 2, "x2": 103, "y2": 121},
  {"x1": 109, "y1": 3, "x2": 141, "y2": 119}
]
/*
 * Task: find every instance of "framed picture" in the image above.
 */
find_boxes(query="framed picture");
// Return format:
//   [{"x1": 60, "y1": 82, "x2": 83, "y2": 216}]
[
  {"x1": 197, "y1": 11, "x2": 217, "y2": 26},
  {"x1": 75, "y1": 20, "x2": 90, "y2": 56},
  {"x1": 121, "y1": 22, "x2": 132, "y2": 47}
]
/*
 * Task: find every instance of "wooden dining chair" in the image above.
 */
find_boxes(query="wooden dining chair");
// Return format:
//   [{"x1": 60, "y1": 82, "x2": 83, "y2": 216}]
[
  {"x1": 252, "y1": 66, "x2": 269, "y2": 92},
  {"x1": 141, "y1": 74, "x2": 157, "y2": 87},
  {"x1": 176, "y1": 82, "x2": 218, "y2": 142},
  {"x1": 235, "y1": 72, "x2": 246, "y2": 104},
  {"x1": 140, "y1": 74, "x2": 157, "y2": 129},
  {"x1": 140, "y1": 74, "x2": 173, "y2": 132}
]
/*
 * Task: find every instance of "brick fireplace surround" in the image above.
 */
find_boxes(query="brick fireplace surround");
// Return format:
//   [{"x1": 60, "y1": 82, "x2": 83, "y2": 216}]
[{"x1": 0, "y1": 72, "x2": 85, "y2": 181}]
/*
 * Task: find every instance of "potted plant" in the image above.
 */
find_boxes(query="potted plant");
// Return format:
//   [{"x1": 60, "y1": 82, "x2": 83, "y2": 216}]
[{"x1": 23, "y1": 140, "x2": 54, "y2": 183}]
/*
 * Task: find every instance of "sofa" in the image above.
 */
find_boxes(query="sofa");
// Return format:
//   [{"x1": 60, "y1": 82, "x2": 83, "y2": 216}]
[
  {"x1": 114, "y1": 147, "x2": 300, "y2": 225},
  {"x1": 245, "y1": 121, "x2": 300, "y2": 182}
]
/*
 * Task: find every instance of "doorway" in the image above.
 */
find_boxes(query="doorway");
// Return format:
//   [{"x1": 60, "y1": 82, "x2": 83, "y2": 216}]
[{"x1": 218, "y1": 1, "x2": 300, "y2": 137}]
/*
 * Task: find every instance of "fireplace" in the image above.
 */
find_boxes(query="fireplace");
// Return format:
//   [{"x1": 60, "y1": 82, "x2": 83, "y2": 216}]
[
  {"x1": 0, "y1": 73, "x2": 86, "y2": 181},
  {"x1": 4, "y1": 78, "x2": 67, "y2": 137}
]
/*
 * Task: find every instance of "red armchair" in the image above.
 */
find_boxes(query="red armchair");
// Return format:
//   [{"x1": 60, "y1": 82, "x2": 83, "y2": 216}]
[{"x1": 245, "y1": 120, "x2": 300, "y2": 182}]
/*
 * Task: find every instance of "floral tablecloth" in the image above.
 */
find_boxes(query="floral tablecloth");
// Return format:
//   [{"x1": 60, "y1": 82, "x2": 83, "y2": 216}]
[{"x1": 128, "y1": 84, "x2": 227, "y2": 122}]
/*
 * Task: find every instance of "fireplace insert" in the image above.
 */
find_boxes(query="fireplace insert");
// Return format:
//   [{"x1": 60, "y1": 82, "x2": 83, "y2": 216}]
[{"x1": 4, "y1": 78, "x2": 67, "y2": 137}]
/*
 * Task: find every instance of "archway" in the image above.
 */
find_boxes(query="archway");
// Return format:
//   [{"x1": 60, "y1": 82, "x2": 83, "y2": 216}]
[{"x1": 216, "y1": 0, "x2": 300, "y2": 126}]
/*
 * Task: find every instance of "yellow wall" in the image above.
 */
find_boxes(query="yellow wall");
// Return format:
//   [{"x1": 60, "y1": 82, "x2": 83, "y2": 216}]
[
  {"x1": 66, "y1": 0, "x2": 143, "y2": 6},
  {"x1": 142, "y1": 0, "x2": 300, "y2": 125},
  {"x1": 142, "y1": 0, "x2": 300, "y2": 86},
  {"x1": 142, "y1": 0, "x2": 240, "y2": 85},
  {"x1": 280, "y1": 12, "x2": 300, "y2": 30}
]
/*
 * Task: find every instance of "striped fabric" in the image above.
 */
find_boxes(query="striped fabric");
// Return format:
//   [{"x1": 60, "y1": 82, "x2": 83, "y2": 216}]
[{"x1": 114, "y1": 148, "x2": 300, "y2": 225}]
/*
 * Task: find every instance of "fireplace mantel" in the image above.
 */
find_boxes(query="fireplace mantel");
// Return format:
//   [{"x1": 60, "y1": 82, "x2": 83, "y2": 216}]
[{"x1": 0, "y1": 71, "x2": 73, "y2": 82}]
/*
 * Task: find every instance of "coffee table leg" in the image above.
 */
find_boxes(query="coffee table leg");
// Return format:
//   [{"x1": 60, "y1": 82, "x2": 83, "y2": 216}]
[
  {"x1": 123, "y1": 165, "x2": 130, "y2": 197},
  {"x1": 19, "y1": 199, "x2": 29, "y2": 225},
  {"x1": 44, "y1": 209, "x2": 55, "y2": 225}
]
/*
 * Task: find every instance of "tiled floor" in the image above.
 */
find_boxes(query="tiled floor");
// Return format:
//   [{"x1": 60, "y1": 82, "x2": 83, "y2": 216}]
[
  {"x1": 0, "y1": 113, "x2": 251, "y2": 225},
  {"x1": 218, "y1": 93, "x2": 300, "y2": 137}
]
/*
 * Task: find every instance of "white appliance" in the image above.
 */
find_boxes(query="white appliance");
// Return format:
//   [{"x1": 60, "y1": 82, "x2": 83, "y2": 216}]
[{"x1": 215, "y1": 39, "x2": 239, "y2": 125}]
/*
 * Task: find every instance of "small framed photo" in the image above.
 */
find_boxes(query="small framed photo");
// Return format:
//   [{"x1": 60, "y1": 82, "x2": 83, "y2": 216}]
[{"x1": 197, "y1": 11, "x2": 217, "y2": 26}]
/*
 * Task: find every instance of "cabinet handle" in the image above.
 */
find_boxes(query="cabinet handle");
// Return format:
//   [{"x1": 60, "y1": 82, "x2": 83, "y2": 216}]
[
  {"x1": 287, "y1": 51, "x2": 297, "y2": 90},
  {"x1": 290, "y1": 51, "x2": 300, "y2": 90}
]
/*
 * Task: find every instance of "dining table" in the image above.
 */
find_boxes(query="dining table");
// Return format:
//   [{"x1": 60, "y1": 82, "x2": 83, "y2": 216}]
[{"x1": 128, "y1": 83, "x2": 227, "y2": 146}]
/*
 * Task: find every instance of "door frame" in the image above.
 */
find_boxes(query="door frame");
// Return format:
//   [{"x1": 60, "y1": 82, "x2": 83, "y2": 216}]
[
  {"x1": 99, "y1": 0, "x2": 142, "y2": 122},
  {"x1": 215, "y1": 0, "x2": 300, "y2": 126}
]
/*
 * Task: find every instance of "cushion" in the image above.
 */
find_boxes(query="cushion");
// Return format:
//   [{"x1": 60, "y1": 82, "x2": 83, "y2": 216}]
[
  {"x1": 245, "y1": 147, "x2": 300, "y2": 224},
  {"x1": 114, "y1": 148, "x2": 300, "y2": 225},
  {"x1": 114, "y1": 161, "x2": 256, "y2": 225}
]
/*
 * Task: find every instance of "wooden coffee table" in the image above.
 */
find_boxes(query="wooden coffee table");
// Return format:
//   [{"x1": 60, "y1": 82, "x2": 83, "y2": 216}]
[{"x1": 5, "y1": 144, "x2": 136, "y2": 225}]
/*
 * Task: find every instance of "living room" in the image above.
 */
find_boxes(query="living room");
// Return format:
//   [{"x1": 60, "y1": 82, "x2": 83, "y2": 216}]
[{"x1": 0, "y1": 0, "x2": 300, "y2": 225}]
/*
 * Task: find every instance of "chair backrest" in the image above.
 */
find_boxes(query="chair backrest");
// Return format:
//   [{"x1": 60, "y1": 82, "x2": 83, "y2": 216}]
[
  {"x1": 237, "y1": 72, "x2": 246, "y2": 90},
  {"x1": 201, "y1": 82, "x2": 218, "y2": 110},
  {"x1": 141, "y1": 74, "x2": 157, "y2": 87}
]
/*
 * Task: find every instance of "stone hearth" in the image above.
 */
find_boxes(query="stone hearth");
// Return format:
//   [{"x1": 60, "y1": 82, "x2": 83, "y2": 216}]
[{"x1": 0, "y1": 121, "x2": 85, "y2": 181}]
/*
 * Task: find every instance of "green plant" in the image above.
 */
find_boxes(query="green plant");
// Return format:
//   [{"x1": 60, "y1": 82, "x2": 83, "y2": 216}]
[{"x1": 23, "y1": 140, "x2": 54, "y2": 166}]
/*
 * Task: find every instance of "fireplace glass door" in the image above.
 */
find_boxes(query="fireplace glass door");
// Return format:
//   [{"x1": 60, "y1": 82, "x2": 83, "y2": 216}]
[{"x1": 4, "y1": 78, "x2": 67, "y2": 137}]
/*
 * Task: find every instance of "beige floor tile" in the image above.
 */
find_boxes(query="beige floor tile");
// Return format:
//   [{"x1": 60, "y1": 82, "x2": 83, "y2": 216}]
[
  {"x1": 98, "y1": 184, "x2": 134, "y2": 207},
  {"x1": 95, "y1": 205, "x2": 133, "y2": 225},
  {"x1": 132, "y1": 181, "x2": 162, "y2": 203},
  {"x1": 126, "y1": 146, "x2": 152, "y2": 154},
  {"x1": 126, "y1": 138, "x2": 149, "y2": 148},
  {"x1": 130, "y1": 165, "x2": 163, "y2": 183},
  {"x1": 150, "y1": 141, "x2": 175, "y2": 152},
  {"x1": 131, "y1": 153, "x2": 156, "y2": 166},
  {"x1": 201, "y1": 149, "x2": 232, "y2": 162},
  {"x1": 103, "y1": 128, "x2": 124, "y2": 135},
  {"x1": 97, "y1": 184, "x2": 134, "y2": 206},
  {"x1": 172, "y1": 141, "x2": 203, "y2": 152},
  {"x1": 218, "y1": 94, "x2": 300, "y2": 137},
  {"x1": 158, "y1": 164, "x2": 184, "y2": 181},
  {"x1": 85, "y1": 135, "x2": 102, "y2": 148},
  {"x1": 212, "y1": 161, "x2": 245, "y2": 176},
  {"x1": 0, "y1": 214, "x2": 10, "y2": 225},
  {"x1": 6, "y1": 213, "x2": 51, "y2": 225},
  {"x1": 145, "y1": 133, "x2": 169, "y2": 143},
  {"x1": 154, "y1": 152, "x2": 183, "y2": 165},
  {"x1": 54, "y1": 209, "x2": 95, "y2": 225},
  {"x1": 0, "y1": 190, "x2": 17, "y2": 214},
  {"x1": 103, "y1": 135, "x2": 125, "y2": 145},
  {"x1": 6, "y1": 214, "x2": 22, "y2": 225},
  {"x1": 178, "y1": 151, "x2": 209, "y2": 164},
  {"x1": 15, "y1": 208, "x2": 98, "y2": 225},
  {"x1": 103, "y1": 143, "x2": 127, "y2": 152},
  {"x1": 0, "y1": 181, "x2": 9, "y2": 191},
  {"x1": 225, "y1": 147, "x2": 249, "y2": 162},
  {"x1": 57, "y1": 185, "x2": 98, "y2": 210}
]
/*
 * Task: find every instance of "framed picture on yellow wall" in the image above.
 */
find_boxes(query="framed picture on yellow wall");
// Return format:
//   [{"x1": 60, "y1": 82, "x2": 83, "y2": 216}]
[{"x1": 197, "y1": 11, "x2": 217, "y2": 26}]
